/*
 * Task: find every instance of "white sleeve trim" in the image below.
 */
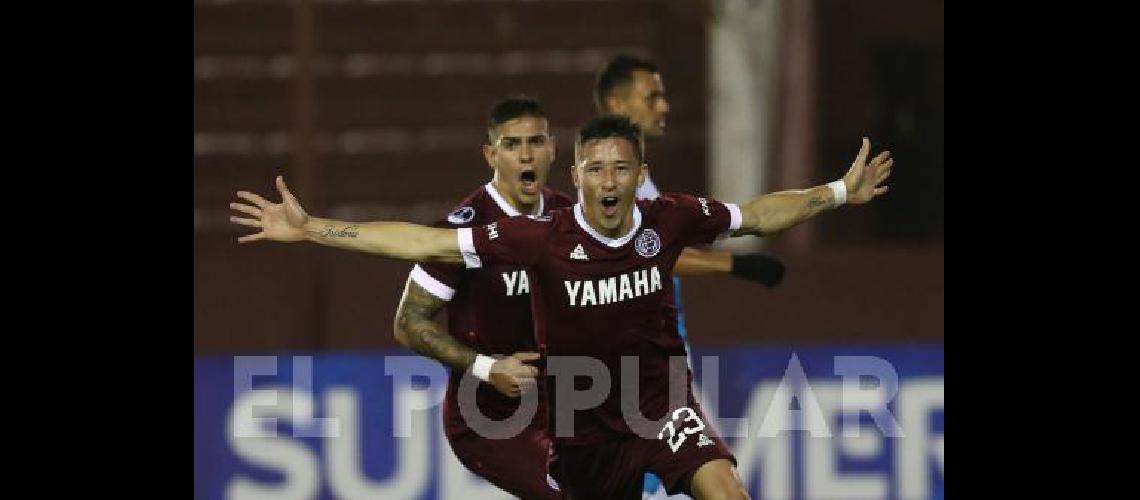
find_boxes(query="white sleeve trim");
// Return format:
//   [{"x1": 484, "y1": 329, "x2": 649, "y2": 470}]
[
  {"x1": 409, "y1": 265, "x2": 455, "y2": 301},
  {"x1": 725, "y1": 203, "x2": 743, "y2": 231},
  {"x1": 456, "y1": 227, "x2": 482, "y2": 269}
]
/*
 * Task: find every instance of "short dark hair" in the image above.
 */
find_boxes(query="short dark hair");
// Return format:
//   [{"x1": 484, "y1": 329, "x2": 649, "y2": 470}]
[
  {"x1": 575, "y1": 115, "x2": 644, "y2": 163},
  {"x1": 593, "y1": 55, "x2": 659, "y2": 111},
  {"x1": 487, "y1": 95, "x2": 546, "y2": 141}
]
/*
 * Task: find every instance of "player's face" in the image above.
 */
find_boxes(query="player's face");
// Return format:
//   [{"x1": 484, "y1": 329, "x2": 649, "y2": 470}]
[
  {"x1": 483, "y1": 116, "x2": 554, "y2": 208},
  {"x1": 572, "y1": 137, "x2": 647, "y2": 237},
  {"x1": 609, "y1": 70, "x2": 670, "y2": 138}
]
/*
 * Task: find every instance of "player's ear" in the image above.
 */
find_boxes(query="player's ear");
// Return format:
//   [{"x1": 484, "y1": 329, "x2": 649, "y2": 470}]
[
  {"x1": 604, "y1": 94, "x2": 625, "y2": 115},
  {"x1": 638, "y1": 163, "x2": 648, "y2": 187},
  {"x1": 482, "y1": 143, "x2": 496, "y2": 170},
  {"x1": 570, "y1": 162, "x2": 581, "y2": 189}
]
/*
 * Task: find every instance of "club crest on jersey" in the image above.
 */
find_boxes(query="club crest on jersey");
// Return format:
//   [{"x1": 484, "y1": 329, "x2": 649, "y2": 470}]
[
  {"x1": 447, "y1": 206, "x2": 475, "y2": 224},
  {"x1": 635, "y1": 228, "x2": 661, "y2": 258}
]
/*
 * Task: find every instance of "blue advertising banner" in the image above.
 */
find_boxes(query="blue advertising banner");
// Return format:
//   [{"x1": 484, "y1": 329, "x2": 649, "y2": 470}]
[{"x1": 194, "y1": 345, "x2": 943, "y2": 499}]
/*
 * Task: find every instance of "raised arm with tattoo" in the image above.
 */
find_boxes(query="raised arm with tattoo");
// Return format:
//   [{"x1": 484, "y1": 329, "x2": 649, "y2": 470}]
[
  {"x1": 735, "y1": 138, "x2": 893, "y2": 236},
  {"x1": 230, "y1": 175, "x2": 463, "y2": 263}
]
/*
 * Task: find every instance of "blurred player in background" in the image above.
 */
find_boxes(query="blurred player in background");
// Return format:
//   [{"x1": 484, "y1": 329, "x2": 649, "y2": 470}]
[{"x1": 596, "y1": 55, "x2": 786, "y2": 283}]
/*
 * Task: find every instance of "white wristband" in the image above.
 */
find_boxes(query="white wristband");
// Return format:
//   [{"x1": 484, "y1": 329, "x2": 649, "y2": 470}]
[
  {"x1": 826, "y1": 180, "x2": 847, "y2": 207},
  {"x1": 471, "y1": 354, "x2": 496, "y2": 382}
]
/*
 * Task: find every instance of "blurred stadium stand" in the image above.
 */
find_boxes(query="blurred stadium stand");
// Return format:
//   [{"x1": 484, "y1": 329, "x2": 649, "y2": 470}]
[{"x1": 194, "y1": 0, "x2": 942, "y2": 354}]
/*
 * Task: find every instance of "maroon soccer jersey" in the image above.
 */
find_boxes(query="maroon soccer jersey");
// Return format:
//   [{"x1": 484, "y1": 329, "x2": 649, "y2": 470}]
[
  {"x1": 456, "y1": 193, "x2": 743, "y2": 446},
  {"x1": 409, "y1": 182, "x2": 574, "y2": 437}
]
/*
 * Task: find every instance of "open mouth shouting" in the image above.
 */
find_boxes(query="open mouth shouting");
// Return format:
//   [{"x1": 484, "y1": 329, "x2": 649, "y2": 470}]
[
  {"x1": 519, "y1": 170, "x2": 538, "y2": 195},
  {"x1": 600, "y1": 196, "x2": 620, "y2": 217}
]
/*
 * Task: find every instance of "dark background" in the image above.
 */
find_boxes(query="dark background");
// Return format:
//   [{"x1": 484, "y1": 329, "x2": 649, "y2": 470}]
[{"x1": 194, "y1": 0, "x2": 944, "y2": 354}]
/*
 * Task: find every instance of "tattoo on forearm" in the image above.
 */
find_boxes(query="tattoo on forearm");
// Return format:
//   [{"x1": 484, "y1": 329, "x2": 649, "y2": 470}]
[
  {"x1": 315, "y1": 225, "x2": 360, "y2": 238},
  {"x1": 396, "y1": 282, "x2": 476, "y2": 370},
  {"x1": 808, "y1": 197, "x2": 828, "y2": 209},
  {"x1": 406, "y1": 324, "x2": 477, "y2": 371}
]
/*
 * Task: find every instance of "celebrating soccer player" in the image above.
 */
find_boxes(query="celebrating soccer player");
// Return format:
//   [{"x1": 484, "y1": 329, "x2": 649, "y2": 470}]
[{"x1": 230, "y1": 115, "x2": 892, "y2": 499}]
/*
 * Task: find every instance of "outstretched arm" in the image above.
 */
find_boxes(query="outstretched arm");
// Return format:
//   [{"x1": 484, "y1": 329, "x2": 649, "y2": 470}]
[
  {"x1": 229, "y1": 175, "x2": 462, "y2": 263},
  {"x1": 303, "y1": 218, "x2": 462, "y2": 263},
  {"x1": 735, "y1": 138, "x2": 893, "y2": 236}
]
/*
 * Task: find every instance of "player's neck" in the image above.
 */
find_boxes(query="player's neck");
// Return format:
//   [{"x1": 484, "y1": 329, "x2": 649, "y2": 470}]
[
  {"x1": 602, "y1": 214, "x2": 634, "y2": 238},
  {"x1": 491, "y1": 178, "x2": 538, "y2": 216},
  {"x1": 582, "y1": 206, "x2": 635, "y2": 238},
  {"x1": 512, "y1": 199, "x2": 538, "y2": 215}
]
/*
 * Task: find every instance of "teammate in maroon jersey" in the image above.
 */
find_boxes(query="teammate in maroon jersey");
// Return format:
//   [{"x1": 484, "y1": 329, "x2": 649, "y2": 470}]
[
  {"x1": 230, "y1": 115, "x2": 893, "y2": 499},
  {"x1": 395, "y1": 96, "x2": 572, "y2": 498}
]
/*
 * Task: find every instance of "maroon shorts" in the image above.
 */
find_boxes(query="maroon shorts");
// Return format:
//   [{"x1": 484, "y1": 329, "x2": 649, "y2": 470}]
[
  {"x1": 446, "y1": 422, "x2": 563, "y2": 499},
  {"x1": 551, "y1": 402, "x2": 736, "y2": 499},
  {"x1": 442, "y1": 371, "x2": 562, "y2": 499}
]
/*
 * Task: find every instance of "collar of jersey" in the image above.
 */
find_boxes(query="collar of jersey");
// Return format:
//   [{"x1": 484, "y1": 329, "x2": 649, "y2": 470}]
[
  {"x1": 485, "y1": 181, "x2": 544, "y2": 217},
  {"x1": 573, "y1": 203, "x2": 642, "y2": 248}
]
